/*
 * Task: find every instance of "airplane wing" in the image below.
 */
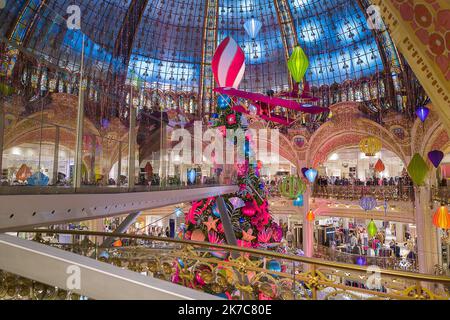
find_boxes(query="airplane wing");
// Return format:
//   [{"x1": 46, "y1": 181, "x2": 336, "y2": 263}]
[{"x1": 214, "y1": 87, "x2": 328, "y2": 114}]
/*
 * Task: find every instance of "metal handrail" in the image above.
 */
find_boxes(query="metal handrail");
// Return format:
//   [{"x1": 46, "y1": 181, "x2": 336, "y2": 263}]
[{"x1": 18, "y1": 229, "x2": 450, "y2": 284}]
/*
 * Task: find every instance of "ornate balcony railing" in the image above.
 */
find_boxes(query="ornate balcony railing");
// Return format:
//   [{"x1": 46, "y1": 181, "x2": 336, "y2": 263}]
[
  {"x1": 3, "y1": 229, "x2": 448, "y2": 300},
  {"x1": 312, "y1": 185, "x2": 415, "y2": 202},
  {"x1": 314, "y1": 245, "x2": 418, "y2": 273}
]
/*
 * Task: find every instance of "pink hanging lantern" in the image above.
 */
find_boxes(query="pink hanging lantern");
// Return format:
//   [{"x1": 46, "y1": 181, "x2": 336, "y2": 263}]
[
  {"x1": 212, "y1": 37, "x2": 246, "y2": 89},
  {"x1": 242, "y1": 202, "x2": 256, "y2": 217}
]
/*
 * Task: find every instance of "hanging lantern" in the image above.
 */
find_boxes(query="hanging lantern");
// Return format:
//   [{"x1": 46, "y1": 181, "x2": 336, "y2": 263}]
[
  {"x1": 306, "y1": 210, "x2": 315, "y2": 222},
  {"x1": 374, "y1": 159, "x2": 385, "y2": 173},
  {"x1": 174, "y1": 207, "x2": 183, "y2": 218},
  {"x1": 360, "y1": 196, "x2": 377, "y2": 211},
  {"x1": 305, "y1": 168, "x2": 318, "y2": 183},
  {"x1": 407, "y1": 153, "x2": 429, "y2": 186},
  {"x1": 278, "y1": 175, "x2": 306, "y2": 199},
  {"x1": 293, "y1": 194, "x2": 304, "y2": 207},
  {"x1": 212, "y1": 203, "x2": 221, "y2": 218},
  {"x1": 356, "y1": 256, "x2": 367, "y2": 266},
  {"x1": 416, "y1": 106, "x2": 430, "y2": 123},
  {"x1": 367, "y1": 220, "x2": 378, "y2": 238},
  {"x1": 244, "y1": 18, "x2": 262, "y2": 39},
  {"x1": 301, "y1": 167, "x2": 309, "y2": 178},
  {"x1": 359, "y1": 136, "x2": 382, "y2": 157},
  {"x1": 212, "y1": 36, "x2": 245, "y2": 89},
  {"x1": 433, "y1": 205, "x2": 450, "y2": 229},
  {"x1": 187, "y1": 169, "x2": 197, "y2": 185},
  {"x1": 428, "y1": 150, "x2": 444, "y2": 169},
  {"x1": 287, "y1": 46, "x2": 309, "y2": 83}
]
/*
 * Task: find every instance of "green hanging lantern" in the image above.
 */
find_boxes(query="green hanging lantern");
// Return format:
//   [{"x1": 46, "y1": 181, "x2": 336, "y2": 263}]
[
  {"x1": 407, "y1": 153, "x2": 429, "y2": 186},
  {"x1": 278, "y1": 175, "x2": 306, "y2": 200},
  {"x1": 367, "y1": 220, "x2": 378, "y2": 238},
  {"x1": 287, "y1": 46, "x2": 309, "y2": 83}
]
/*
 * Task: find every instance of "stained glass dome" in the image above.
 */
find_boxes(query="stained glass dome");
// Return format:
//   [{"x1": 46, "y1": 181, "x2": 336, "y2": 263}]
[{"x1": 1, "y1": 0, "x2": 389, "y2": 95}]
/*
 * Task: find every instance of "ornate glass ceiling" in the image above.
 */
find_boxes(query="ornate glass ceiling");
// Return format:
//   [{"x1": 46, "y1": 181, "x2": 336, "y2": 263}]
[{"x1": 1, "y1": 0, "x2": 387, "y2": 93}]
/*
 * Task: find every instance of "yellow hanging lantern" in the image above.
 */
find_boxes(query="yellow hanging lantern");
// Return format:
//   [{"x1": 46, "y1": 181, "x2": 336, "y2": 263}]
[
  {"x1": 359, "y1": 136, "x2": 382, "y2": 157},
  {"x1": 433, "y1": 205, "x2": 450, "y2": 229},
  {"x1": 287, "y1": 46, "x2": 309, "y2": 83}
]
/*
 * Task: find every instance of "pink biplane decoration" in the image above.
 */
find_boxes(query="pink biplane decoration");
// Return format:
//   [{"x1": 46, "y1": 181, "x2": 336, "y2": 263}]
[{"x1": 211, "y1": 37, "x2": 328, "y2": 125}]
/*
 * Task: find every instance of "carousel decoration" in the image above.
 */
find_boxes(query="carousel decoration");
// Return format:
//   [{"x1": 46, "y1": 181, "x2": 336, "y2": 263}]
[
  {"x1": 359, "y1": 136, "x2": 382, "y2": 157},
  {"x1": 293, "y1": 194, "x2": 304, "y2": 207},
  {"x1": 432, "y1": 205, "x2": 450, "y2": 230},
  {"x1": 407, "y1": 153, "x2": 429, "y2": 186}
]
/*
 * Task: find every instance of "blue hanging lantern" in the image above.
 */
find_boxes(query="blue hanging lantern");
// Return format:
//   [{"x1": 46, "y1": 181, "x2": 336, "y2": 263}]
[
  {"x1": 211, "y1": 113, "x2": 219, "y2": 119},
  {"x1": 305, "y1": 168, "x2": 318, "y2": 183},
  {"x1": 416, "y1": 106, "x2": 429, "y2": 123},
  {"x1": 244, "y1": 18, "x2": 262, "y2": 39},
  {"x1": 293, "y1": 194, "x2": 304, "y2": 207},
  {"x1": 217, "y1": 95, "x2": 231, "y2": 110},
  {"x1": 187, "y1": 169, "x2": 196, "y2": 185},
  {"x1": 356, "y1": 256, "x2": 367, "y2": 266},
  {"x1": 239, "y1": 217, "x2": 245, "y2": 224}
]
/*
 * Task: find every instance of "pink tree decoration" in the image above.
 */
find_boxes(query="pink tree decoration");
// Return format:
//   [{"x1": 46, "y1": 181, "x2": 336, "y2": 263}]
[{"x1": 212, "y1": 36, "x2": 246, "y2": 89}]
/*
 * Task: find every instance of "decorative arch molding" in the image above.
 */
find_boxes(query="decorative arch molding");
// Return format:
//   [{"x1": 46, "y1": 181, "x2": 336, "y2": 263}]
[
  {"x1": 306, "y1": 102, "x2": 407, "y2": 166},
  {"x1": 410, "y1": 107, "x2": 449, "y2": 158}
]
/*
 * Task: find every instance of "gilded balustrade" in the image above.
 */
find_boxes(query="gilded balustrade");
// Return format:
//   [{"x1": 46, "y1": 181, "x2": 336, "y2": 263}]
[
  {"x1": 312, "y1": 185, "x2": 415, "y2": 202},
  {"x1": 2, "y1": 229, "x2": 447, "y2": 301}
]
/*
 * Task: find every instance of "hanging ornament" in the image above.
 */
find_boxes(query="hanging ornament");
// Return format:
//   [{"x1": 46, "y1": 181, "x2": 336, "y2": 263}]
[
  {"x1": 305, "y1": 169, "x2": 318, "y2": 183},
  {"x1": 432, "y1": 205, "x2": 450, "y2": 229},
  {"x1": 407, "y1": 153, "x2": 429, "y2": 186},
  {"x1": 229, "y1": 197, "x2": 245, "y2": 210},
  {"x1": 360, "y1": 196, "x2": 377, "y2": 211},
  {"x1": 374, "y1": 159, "x2": 385, "y2": 173},
  {"x1": 191, "y1": 229, "x2": 206, "y2": 242},
  {"x1": 415, "y1": 106, "x2": 430, "y2": 123},
  {"x1": 212, "y1": 203, "x2": 221, "y2": 218},
  {"x1": 244, "y1": 18, "x2": 262, "y2": 39},
  {"x1": 287, "y1": 46, "x2": 309, "y2": 83},
  {"x1": 203, "y1": 216, "x2": 219, "y2": 232},
  {"x1": 428, "y1": 150, "x2": 444, "y2": 168},
  {"x1": 359, "y1": 136, "x2": 382, "y2": 157},
  {"x1": 356, "y1": 256, "x2": 367, "y2": 266},
  {"x1": 212, "y1": 36, "x2": 245, "y2": 89},
  {"x1": 278, "y1": 175, "x2": 306, "y2": 199},
  {"x1": 242, "y1": 202, "x2": 256, "y2": 217},
  {"x1": 248, "y1": 104, "x2": 258, "y2": 115},
  {"x1": 367, "y1": 220, "x2": 378, "y2": 238},
  {"x1": 217, "y1": 95, "x2": 231, "y2": 110},
  {"x1": 306, "y1": 209, "x2": 315, "y2": 222},
  {"x1": 267, "y1": 260, "x2": 282, "y2": 272},
  {"x1": 226, "y1": 113, "x2": 237, "y2": 125},
  {"x1": 293, "y1": 194, "x2": 304, "y2": 207}
]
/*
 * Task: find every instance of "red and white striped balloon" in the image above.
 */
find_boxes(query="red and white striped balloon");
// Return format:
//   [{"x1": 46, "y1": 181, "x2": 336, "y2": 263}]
[{"x1": 212, "y1": 36, "x2": 246, "y2": 89}]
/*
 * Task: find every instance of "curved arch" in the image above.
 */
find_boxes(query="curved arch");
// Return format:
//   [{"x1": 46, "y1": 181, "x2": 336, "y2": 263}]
[{"x1": 306, "y1": 102, "x2": 407, "y2": 166}]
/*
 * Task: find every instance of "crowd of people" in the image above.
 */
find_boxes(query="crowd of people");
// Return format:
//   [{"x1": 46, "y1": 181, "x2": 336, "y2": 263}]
[{"x1": 316, "y1": 175, "x2": 414, "y2": 187}]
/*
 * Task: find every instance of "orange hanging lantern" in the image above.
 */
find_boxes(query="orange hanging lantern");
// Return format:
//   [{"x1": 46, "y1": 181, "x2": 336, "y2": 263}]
[
  {"x1": 306, "y1": 210, "x2": 315, "y2": 222},
  {"x1": 433, "y1": 205, "x2": 450, "y2": 229},
  {"x1": 112, "y1": 239, "x2": 123, "y2": 247},
  {"x1": 374, "y1": 159, "x2": 385, "y2": 173}
]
